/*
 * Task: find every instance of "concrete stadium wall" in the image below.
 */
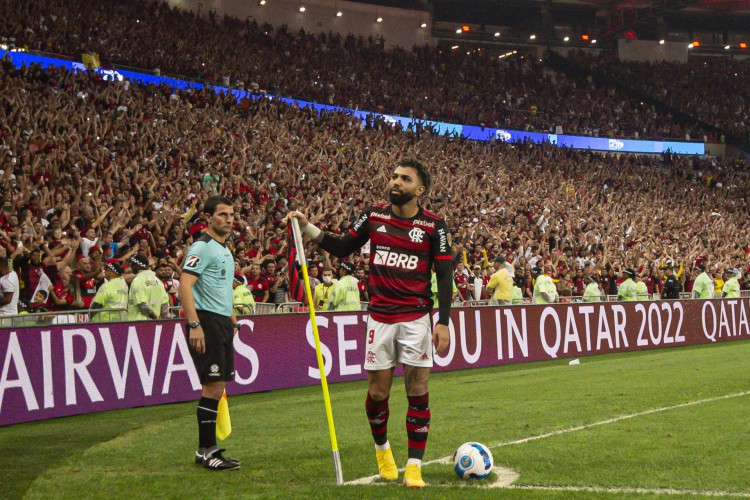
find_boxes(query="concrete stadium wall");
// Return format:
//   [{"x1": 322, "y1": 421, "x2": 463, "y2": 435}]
[
  {"x1": 166, "y1": 0, "x2": 434, "y2": 48},
  {"x1": 618, "y1": 39, "x2": 688, "y2": 63},
  {"x1": 2, "y1": 299, "x2": 749, "y2": 426}
]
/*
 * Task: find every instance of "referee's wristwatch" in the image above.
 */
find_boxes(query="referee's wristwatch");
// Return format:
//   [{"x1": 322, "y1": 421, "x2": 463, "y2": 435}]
[{"x1": 188, "y1": 320, "x2": 200, "y2": 329}]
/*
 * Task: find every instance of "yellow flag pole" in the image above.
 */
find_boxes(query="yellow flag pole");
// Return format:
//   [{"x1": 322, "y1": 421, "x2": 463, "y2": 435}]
[{"x1": 291, "y1": 218, "x2": 343, "y2": 485}]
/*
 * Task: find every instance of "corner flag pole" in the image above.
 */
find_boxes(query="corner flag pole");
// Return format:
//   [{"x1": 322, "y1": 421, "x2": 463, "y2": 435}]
[{"x1": 291, "y1": 218, "x2": 344, "y2": 485}]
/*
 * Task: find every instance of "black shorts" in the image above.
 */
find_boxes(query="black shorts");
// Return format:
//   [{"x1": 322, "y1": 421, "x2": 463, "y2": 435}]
[{"x1": 187, "y1": 310, "x2": 235, "y2": 384}]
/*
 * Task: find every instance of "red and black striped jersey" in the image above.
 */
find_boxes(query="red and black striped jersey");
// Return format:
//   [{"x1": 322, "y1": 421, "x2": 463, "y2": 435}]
[{"x1": 342, "y1": 204, "x2": 452, "y2": 324}]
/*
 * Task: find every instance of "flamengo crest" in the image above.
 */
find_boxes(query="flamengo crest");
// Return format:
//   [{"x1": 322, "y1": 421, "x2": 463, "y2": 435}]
[{"x1": 409, "y1": 227, "x2": 425, "y2": 243}]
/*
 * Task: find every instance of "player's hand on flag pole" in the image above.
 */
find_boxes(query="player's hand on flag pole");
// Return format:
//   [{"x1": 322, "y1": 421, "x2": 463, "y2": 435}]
[
  {"x1": 433, "y1": 324, "x2": 450, "y2": 354},
  {"x1": 285, "y1": 211, "x2": 309, "y2": 227}
]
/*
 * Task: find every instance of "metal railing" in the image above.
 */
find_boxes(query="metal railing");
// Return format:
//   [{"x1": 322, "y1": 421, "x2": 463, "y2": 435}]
[
  {"x1": 5, "y1": 290, "x2": 749, "y2": 326},
  {"x1": 0, "y1": 308, "x2": 127, "y2": 327}
]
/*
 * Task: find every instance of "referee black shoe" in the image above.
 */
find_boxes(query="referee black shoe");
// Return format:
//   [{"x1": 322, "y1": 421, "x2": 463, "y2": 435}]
[
  {"x1": 196, "y1": 449, "x2": 241, "y2": 466},
  {"x1": 203, "y1": 449, "x2": 241, "y2": 471}
]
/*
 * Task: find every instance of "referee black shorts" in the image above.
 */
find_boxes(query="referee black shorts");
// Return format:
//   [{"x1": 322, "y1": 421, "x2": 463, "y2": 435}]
[{"x1": 187, "y1": 310, "x2": 235, "y2": 384}]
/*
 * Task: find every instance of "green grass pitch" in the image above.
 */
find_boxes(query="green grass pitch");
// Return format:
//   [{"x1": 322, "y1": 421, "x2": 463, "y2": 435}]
[{"x1": 2, "y1": 341, "x2": 749, "y2": 498}]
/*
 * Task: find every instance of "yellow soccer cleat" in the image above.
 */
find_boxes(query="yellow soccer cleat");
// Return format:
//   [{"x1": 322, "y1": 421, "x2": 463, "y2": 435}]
[
  {"x1": 403, "y1": 464, "x2": 425, "y2": 488},
  {"x1": 376, "y1": 447, "x2": 399, "y2": 480}
]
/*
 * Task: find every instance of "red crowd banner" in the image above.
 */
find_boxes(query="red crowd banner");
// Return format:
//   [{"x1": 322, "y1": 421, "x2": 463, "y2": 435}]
[{"x1": 1, "y1": 299, "x2": 749, "y2": 426}]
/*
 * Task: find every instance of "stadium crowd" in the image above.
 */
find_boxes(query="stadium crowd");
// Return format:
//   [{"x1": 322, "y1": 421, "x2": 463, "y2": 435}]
[
  {"x1": 0, "y1": 53, "x2": 748, "y2": 322},
  {"x1": 573, "y1": 53, "x2": 750, "y2": 141},
  {"x1": 0, "y1": 0, "x2": 708, "y2": 140}
]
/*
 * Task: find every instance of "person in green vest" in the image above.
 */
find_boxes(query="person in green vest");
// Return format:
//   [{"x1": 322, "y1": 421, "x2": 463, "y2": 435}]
[
  {"x1": 330, "y1": 261, "x2": 362, "y2": 311},
  {"x1": 691, "y1": 263, "x2": 714, "y2": 299},
  {"x1": 532, "y1": 267, "x2": 558, "y2": 304},
  {"x1": 127, "y1": 254, "x2": 170, "y2": 321},
  {"x1": 232, "y1": 274, "x2": 255, "y2": 315},
  {"x1": 91, "y1": 262, "x2": 129, "y2": 322},
  {"x1": 431, "y1": 267, "x2": 458, "y2": 307},
  {"x1": 511, "y1": 276, "x2": 524, "y2": 305},
  {"x1": 617, "y1": 269, "x2": 639, "y2": 301},
  {"x1": 635, "y1": 272, "x2": 650, "y2": 301},
  {"x1": 583, "y1": 274, "x2": 604, "y2": 302},
  {"x1": 722, "y1": 268, "x2": 741, "y2": 298}
]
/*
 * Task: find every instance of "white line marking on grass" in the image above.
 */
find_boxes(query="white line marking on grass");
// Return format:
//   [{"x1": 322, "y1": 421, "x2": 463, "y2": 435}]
[
  {"x1": 346, "y1": 390, "x2": 750, "y2": 490},
  {"x1": 506, "y1": 484, "x2": 750, "y2": 497}
]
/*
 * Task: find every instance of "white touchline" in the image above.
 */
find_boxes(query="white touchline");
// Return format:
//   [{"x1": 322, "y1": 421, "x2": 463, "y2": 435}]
[
  {"x1": 346, "y1": 389, "x2": 750, "y2": 491},
  {"x1": 507, "y1": 484, "x2": 750, "y2": 497}
]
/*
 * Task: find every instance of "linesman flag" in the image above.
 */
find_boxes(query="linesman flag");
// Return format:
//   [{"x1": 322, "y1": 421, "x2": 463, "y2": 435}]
[
  {"x1": 288, "y1": 226, "x2": 306, "y2": 304},
  {"x1": 216, "y1": 390, "x2": 232, "y2": 440}
]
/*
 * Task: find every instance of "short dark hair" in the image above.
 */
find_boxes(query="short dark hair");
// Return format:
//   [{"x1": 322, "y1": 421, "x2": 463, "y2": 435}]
[
  {"x1": 204, "y1": 195, "x2": 233, "y2": 216},
  {"x1": 397, "y1": 158, "x2": 431, "y2": 194}
]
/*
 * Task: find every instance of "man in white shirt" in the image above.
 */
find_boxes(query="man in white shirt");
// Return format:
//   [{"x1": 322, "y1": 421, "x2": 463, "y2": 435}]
[
  {"x1": 0, "y1": 246, "x2": 20, "y2": 324},
  {"x1": 469, "y1": 264, "x2": 484, "y2": 301}
]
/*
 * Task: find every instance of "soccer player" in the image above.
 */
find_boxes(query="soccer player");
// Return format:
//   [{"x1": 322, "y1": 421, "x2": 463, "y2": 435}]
[
  {"x1": 178, "y1": 195, "x2": 241, "y2": 471},
  {"x1": 287, "y1": 158, "x2": 452, "y2": 488}
]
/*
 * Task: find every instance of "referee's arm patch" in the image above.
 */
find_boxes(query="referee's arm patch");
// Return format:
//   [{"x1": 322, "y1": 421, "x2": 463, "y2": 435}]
[{"x1": 184, "y1": 255, "x2": 202, "y2": 269}]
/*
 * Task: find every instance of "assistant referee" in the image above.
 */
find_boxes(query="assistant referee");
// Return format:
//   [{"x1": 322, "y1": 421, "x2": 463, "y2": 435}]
[{"x1": 178, "y1": 195, "x2": 241, "y2": 471}]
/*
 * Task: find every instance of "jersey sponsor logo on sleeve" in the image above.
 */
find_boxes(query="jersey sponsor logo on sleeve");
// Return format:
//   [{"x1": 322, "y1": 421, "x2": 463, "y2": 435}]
[
  {"x1": 185, "y1": 255, "x2": 201, "y2": 269},
  {"x1": 352, "y1": 212, "x2": 369, "y2": 231},
  {"x1": 437, "y1": 228, "x2": 448, "y2": 253}
]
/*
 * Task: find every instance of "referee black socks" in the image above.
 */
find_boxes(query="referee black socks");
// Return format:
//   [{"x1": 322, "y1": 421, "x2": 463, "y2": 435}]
[{"x1": 197, "y1": 396, "x2": 220, "y2": 450}]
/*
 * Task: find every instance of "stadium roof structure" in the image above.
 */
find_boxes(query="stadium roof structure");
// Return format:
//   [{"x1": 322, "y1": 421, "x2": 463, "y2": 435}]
[{"x1": 351, "y1": 0, "x2": 750, "y2": 44}]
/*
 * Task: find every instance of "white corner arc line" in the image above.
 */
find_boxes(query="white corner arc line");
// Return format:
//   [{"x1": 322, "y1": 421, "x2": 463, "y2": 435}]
[{"x1": 345, "y1": 390, "x2": 750, "y2": 489}]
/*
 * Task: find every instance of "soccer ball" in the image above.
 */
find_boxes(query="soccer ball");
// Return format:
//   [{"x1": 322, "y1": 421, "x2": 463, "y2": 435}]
[{"x1": 453, "y1": 442, "x2": 494, "y2": 479}]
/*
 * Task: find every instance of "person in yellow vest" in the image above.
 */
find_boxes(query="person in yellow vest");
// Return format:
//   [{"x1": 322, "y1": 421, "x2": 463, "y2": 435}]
[
  {"x1": 330, "y1": 261, "x2": 362, "y2": 311},
  {"x1": 486, "y1": 256, "x2": 513, "y2": 306},
  {"x1": 313, "y1": 267, "x2": 336, "y2": 311},
  {"x1": 232, "y1": 274, "x2": 255, "y2": 315},
  {"x1": 91, "y1": 262, "x2": 129, "y2": 322},
  {"x1": 617, "y1": 269, "x2": 639, "y2": 301},
  {"x1": 532, "y1": 267, "x2": 558, "y2": 304},
  {"x1": 722, "y1": 269, "x2": 741, "y2": 298},
  {"x1": 127, "y1": 254, "x2": 170, "y2": 321},
  {"x1": 583, "y1": 274, "x2": 604, "y2": 302},
  {"x1": 691, "y1": 264, "x2": 714, "y2": 299}
]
